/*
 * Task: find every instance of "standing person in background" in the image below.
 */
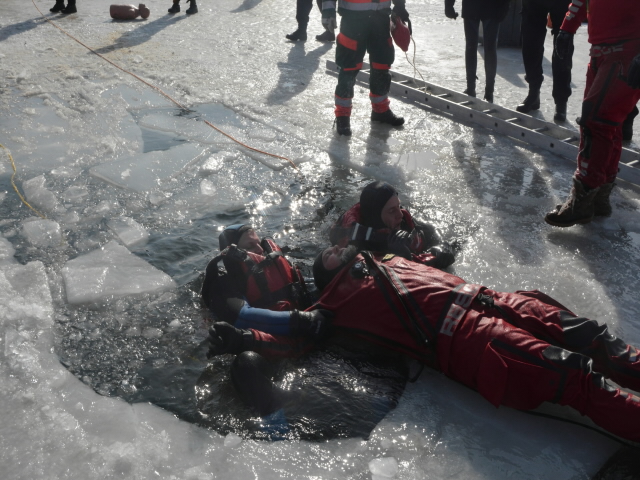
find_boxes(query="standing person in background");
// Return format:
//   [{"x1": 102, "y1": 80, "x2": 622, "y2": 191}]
[
  {"x1": 168, "y1": 0, "x2": 198, "y2": 14},
  {"x1": 286, "y1": 0, "x2": 315, "y2": 41},
  {"x1": 332, "y1": 0, "x2": 410, "y2": 136},
  {"x1": 444, "y1": 0, "x2": 511, "y2": 103},
  {"x1": 50, "y1": 0, "x2": 76, "y2": 13},
  {"x1": 316, "y1": 0, "x2": 338, "y2": 42},
  {"x1": 286, "y1": 0, "x2": 337, "y2": 42},
  {"x1": 545, "y1": 0, "x2": 640, "y2": 227},
  {"x1": 516, "y1": 0, "x2": 573, "y2": 121}
]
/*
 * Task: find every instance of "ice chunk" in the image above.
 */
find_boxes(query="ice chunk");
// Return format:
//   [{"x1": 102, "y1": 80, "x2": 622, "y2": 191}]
[
  {"x1": 0, "y1": 237, "x2": 16, "y2": 265},
  {"x1": 107, "y1": 217, "x2": 149, "y2": 248},
  {"x1": 0, "y1": 261, "x2": 53, "y2": 329},
  {"x1": 224, "y1": 432, "x2": 243, "y2": 447},
  {"x1": 89, "y1": 144, "x2": 207, "y2": 192},
  {"x1": 62, "y1": 185, "x2": 89, "y2": 204},
  {"x1": 61, "y1": 240, "x2": 176, "y2": 304},
  {"x1": 21, "y1": 175, "x2": 64, "y2": 214},
  {"x1": 369, "y1": 457, "x2": 399, "y2": 479},
  {"x1": 21, "y1": 219, "x2": 64, "y2": 248}
]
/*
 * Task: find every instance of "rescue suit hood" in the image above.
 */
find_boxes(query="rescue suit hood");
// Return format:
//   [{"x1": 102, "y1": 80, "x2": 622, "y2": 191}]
[
  {"x1": 219, "y1": 224, "x2": 253, "y2": 250},
  {"x1": 359, "y1": 181, "x2": 399, "y2": 229}
]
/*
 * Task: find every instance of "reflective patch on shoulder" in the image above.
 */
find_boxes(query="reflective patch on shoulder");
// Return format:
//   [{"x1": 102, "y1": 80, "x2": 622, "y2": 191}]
[{"x1": 382, "y1": 254, "x2": 395, "y2": 262}]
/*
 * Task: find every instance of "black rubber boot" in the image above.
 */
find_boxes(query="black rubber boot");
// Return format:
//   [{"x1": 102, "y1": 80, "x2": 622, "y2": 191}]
[
  {"x1": 61, "y1": 0, "x2": 76, "y2": 13},
  {"x1": 286, "y1": 28, "x2": 307, "y2": 41},
  {"x1": 516, "y1": 91, "x2": 541, "y2": 113},
  {"x1": 593, "y1": 182, "x2": 615, "y2": 217},
  {"x1": 50, "y1": 1, "x2": 65, "y2": 12},
  {"x1": 463, "y1": 85, "x2": 476, "y2": 98},
  {"x1": 545, "y1": 177, "x2": 600, "y2": 227},
  {"x1": 622, "y1": 106, "x2": 638, "y2": 141},
  {"x1": 554, "y1": 102, "x2": 567, "y2": 122},
  {"x1": 316, "y1": 29, "x2": 335, "y2": 42},
  {"x1": 484, "y1": 83, "x2": 494, "y2": 103},
  {"x1": 168, "y1": 0, "x2": 180, "y2": 13},
  {"x1": 371, "y1": 109, "x2": 405, "y2": 127},
  {"x1": 186, "y1": 0, "x2": 198, "y2": 14},
  {"x1": 335, "y1": 116, "x2": 352, "y2": 136}
]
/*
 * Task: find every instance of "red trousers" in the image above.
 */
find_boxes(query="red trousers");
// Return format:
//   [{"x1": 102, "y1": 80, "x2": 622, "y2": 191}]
[
  {"x1": 575, "y1": 38, "x2": 640, "y2": 188},
  {"x1": 443, "y1": 290, "x2": 640, "y2": 442}
]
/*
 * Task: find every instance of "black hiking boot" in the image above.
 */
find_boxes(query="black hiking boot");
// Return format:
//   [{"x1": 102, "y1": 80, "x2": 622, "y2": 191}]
[
  {"x1": 316, "y1": 29, "x2": 335, "y2": 42},
  {"x1": 484, "y1": 85, "x2": 494, "y2": 103},
  {"x1": 50, "y1": 1, "x2": 65, "y2": 12},
  {"x1": 463, "y1": 87, "x2": 476, "y2": 98},
  {"x1": 186, "y1": 0, "x2": 198, "y2": 14},
  {"x1": 335, "y1": 116, "x2": 352, "y2": 136},
  {"x1": 554, "y1": 102, "x2": 567, "y2": 122},
  {"x1": 371, "y1": 109, "x2": 405, "y2": 127},
  {"x1": 516, "y1": 91, "x2": 541, "y2": 114},
  {"x1": 168, "y1": 1, "x2": 180, "y2": 13},
  {"x1": 61, "y1": 0, "x2": 76, "y2": 13},
  {"x1": 286, "y1": 28, "x2": 307, "y2": 41}
]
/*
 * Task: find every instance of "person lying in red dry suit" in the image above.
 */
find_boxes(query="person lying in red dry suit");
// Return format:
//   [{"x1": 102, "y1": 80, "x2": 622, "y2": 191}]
[
  {"x1": 207, "y1": 244, "x2": 640, "y2": 442},
  {"x1": 329, "y1": 181, "x2": 457, "y2": 269},
  {"x1": 201, "y1": 223, "x2": 332, "y2": 337}
]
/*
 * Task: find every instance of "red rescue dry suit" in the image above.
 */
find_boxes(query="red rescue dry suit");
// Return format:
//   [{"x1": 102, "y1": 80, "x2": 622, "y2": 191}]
[
  {"x1": 561, "y1": 0, "x2": 640, "y2": 188},
  {"x1": 249, "y1": 252, "x2": 640, "y2": 442},
  {"x1": 329, "y1": 203, "x2": 428, "y2": 252}
]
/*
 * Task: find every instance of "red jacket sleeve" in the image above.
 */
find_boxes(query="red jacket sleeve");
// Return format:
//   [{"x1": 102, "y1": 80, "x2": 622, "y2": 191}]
[
  {"x1": 250, "y1": 329, "x2": 316, "y2": 358},
  {"x1": 560, "y1": 0, "x2": 588, "y2": 33}
]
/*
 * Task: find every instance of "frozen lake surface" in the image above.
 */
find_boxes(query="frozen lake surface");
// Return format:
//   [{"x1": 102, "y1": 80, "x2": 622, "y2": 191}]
[{"x1": 1, "y1": 0, "x2": 640, "y2": 478}]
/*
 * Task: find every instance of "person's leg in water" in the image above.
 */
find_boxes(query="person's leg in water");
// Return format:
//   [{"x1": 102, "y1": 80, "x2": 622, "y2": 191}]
[
  {"x1": 230, "y1": 351, "x2": 286, "y2": 415},
  {"x1": 230, "y1": 351, "x2": 290, "y2": 438}
]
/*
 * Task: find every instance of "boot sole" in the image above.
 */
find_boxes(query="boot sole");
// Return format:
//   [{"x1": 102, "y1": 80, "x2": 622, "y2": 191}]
[
  {"x1": 544, "y1": 215, "x2": 593, "y2": 227},
  {"x1": 516, "y1": 103, "x2": 540, "y2": 113}
]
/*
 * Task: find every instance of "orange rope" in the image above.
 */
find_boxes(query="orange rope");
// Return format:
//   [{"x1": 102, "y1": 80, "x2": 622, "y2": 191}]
[{"x1": 31, "y1": 0, "x2": 299, "y2": 170}]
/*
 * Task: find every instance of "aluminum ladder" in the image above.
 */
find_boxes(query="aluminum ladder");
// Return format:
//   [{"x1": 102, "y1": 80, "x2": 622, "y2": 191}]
[{"x1": 326, "y1": 60, "x2": 640, "y2": 187}]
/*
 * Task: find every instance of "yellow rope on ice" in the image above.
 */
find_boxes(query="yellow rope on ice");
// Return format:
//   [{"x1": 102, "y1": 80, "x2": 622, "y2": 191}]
[
  {"x1": 0, "y1": 143, "x2": 47, "y2": 219},
  {"x1": 30, "y1": 0, "x2": 299, "y2": 171}
]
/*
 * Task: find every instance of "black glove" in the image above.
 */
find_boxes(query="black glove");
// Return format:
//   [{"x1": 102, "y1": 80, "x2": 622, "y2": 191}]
[
  {"x1": 628, "y1": 54, "x2": 640, "y2": 89},
  {"x1": 444, "y1": 0, "x2": 458, "y2": 19},
  {"x1": 426, "y1": 243, "x2": 455, "y2": 269},
  {"x1": 388, "y1": 230, "x2": 412, "y2": 259},
  {"x1": 290, "y1": 309, "x2": 335, "y2": 339},
  {"x1": 207, "y1": 322, "x2": 253, "y2": 358},
  {"x1": 554, "y1": 30, "x2": 573, "y2": 60},
  {"x1": 392, "y1": 2, "x2": 410, "y2": 24}
]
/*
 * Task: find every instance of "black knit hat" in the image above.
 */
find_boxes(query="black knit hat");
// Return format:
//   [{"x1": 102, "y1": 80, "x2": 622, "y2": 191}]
[
  {"x1": 219, "y1": 224, "x2": 252, "y2": 250},
  {"x1": 313, "y1": 250, "x2": 345, "y2": 291},
  {"x1": 359, "y1": 181, "x2": 398, "y2": 229}
]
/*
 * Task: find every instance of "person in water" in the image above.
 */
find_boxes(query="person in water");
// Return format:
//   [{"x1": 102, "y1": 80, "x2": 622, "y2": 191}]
[
  {"x1": 329, "y1": 181, "x2": 457, "y2": 269},
  {"x1": 202, "y1": 223, "x2": 332, "y2": 337},
  {"x1": 208, "y1": 244, "x2": 640, "y2": 443}
]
